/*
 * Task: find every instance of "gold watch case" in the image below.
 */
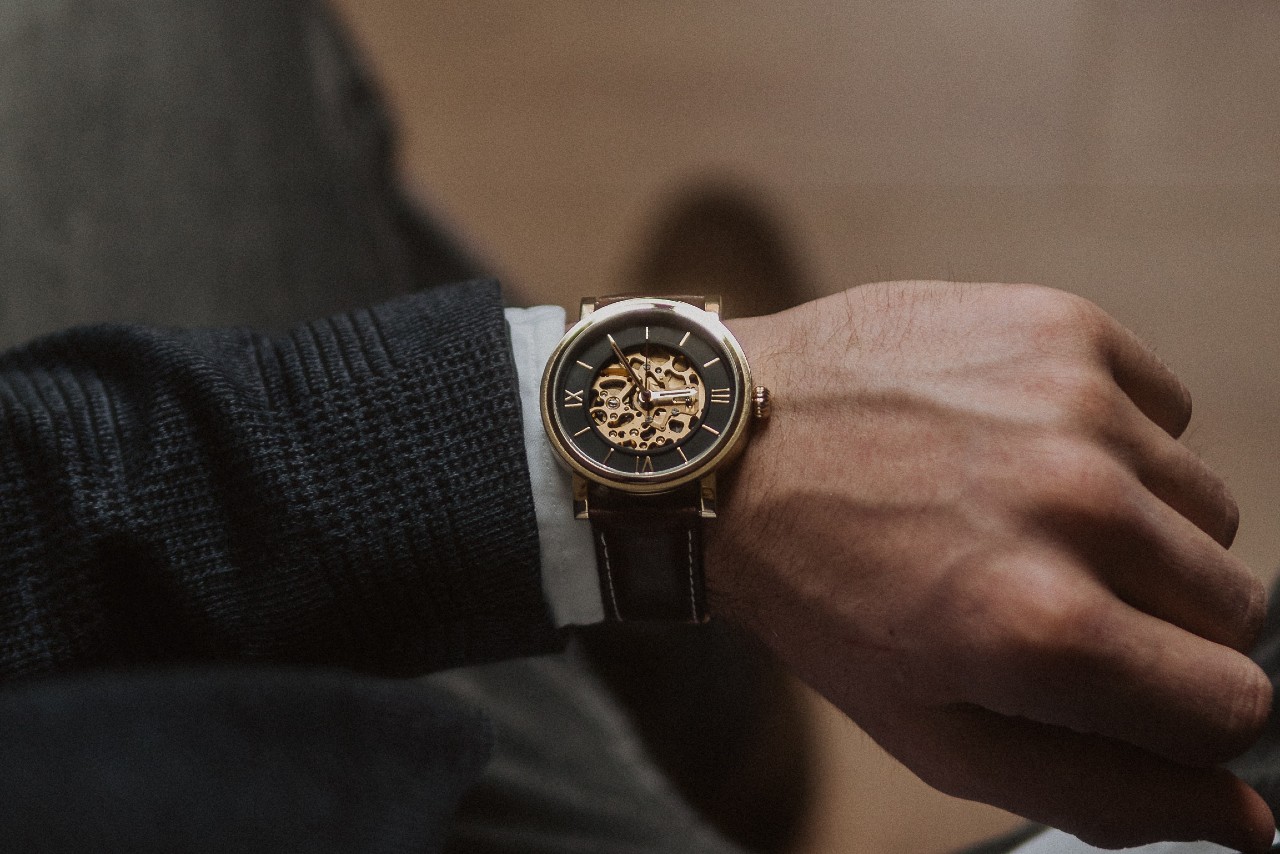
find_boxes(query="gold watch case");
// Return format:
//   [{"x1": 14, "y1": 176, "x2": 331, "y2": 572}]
[{"x1": 540, "y1": 297, "x2": 759, "y2": 498}]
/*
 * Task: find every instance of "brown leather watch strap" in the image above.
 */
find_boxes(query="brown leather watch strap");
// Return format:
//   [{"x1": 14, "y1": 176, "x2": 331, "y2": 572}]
[{"x1": 587, "y1": 483, "x2": 707, "y2": 623}]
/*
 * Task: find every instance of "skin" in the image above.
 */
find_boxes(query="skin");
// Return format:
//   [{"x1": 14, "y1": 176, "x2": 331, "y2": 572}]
[{"x1": 710, "y1": 281, "x2": 1274, "y2": 852}]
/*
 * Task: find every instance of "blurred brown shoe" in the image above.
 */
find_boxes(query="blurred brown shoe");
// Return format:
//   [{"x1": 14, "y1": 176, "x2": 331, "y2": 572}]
[{"x1": 582, "y1": 181, "x2": 816, "y2": 854}]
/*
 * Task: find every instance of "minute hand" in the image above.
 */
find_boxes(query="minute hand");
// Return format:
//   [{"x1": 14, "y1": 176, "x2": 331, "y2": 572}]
[
  {"x1": 608, "y1": 335, "x2": 650, "y2": 403},
  {"x1": 648, "y1": 388, "x2": 696, "y2": 406}
]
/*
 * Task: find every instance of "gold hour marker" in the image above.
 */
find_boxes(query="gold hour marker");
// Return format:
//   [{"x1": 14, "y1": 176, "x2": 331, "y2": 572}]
[
  {"x1": 563, "y1": 389, "x2": 585, "y2": 407},
  {"x1": 703, "y1": 357, "x2": 720, "y2": 368},
  {"x1": 573, "y1": 426, "x2": 591, "y2": 437},
  {"x1": 645, "y1": 326, "x2": 650, "y2": 340},
  {"x1": 603, "y1": 449, "x2": 614, "y2": 465},
  {"x1": 709, "y1": 388, "x2": 731, "y2": 405},
  {"x1": 677, "y1": 446, "x2": 688, "y2": 462},
  {"x1": 636, "y1": 455, "x2": 655, "y2": 474},
  {"x1": 701, "y1": 424, "x2": 720, "y2": 436},
  {"x1": 678, "y1": 332, "x2": 691, "y2": 347},
  {"x1": 575, "y1": 360, "x2": 592, "y2": 370}
]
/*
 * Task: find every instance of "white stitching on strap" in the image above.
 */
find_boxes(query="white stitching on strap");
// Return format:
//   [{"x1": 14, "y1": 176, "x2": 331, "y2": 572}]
[
  {"x1": 687, "y1": 527, "x2": 698, "y2": 621},
  {"x1": 598, "y1": 530, "x2": 622, "y2": 620}
]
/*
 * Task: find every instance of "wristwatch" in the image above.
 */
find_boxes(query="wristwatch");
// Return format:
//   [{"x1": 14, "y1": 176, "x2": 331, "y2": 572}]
[{"x1": 540, "y1": 295, "x2": 770, "y2": 623}]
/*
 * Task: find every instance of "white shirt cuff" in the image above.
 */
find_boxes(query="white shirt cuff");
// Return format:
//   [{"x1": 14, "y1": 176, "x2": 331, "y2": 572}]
[
  {"x1": 505, "y1": 305, "x2": 603, "y2": 627},
  {"x1": 1011, "y1": 829, "x2": 1280, "y2": 854}
]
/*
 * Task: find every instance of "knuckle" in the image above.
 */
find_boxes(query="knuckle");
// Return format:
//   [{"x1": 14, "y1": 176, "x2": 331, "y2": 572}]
[
  {"x1": 1017, "y1": 287, "x2": 1108, "y2": 343},
  {"x1": 1032, "y1": 441, "x2": 1132, "y2": 518},
  {"x1": 1017, "y1": 365, "x2": 1120, "y2": 437},
  {"x1": 996, "y1": 580, "x2": 1105, "y2": 678},
  {"x1": 1034, "y1": 596, "x2": 1105, "y2": 665},
  {"x1": 1055, "y1": 371, "x2": 1120, "y2": 432}
]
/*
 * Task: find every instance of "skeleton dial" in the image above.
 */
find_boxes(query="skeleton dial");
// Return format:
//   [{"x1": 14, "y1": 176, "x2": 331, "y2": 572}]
[
  {"x1": 549, "y1": 320, "x2": 741, "y2": 479},
  {"x1": 591, "y1": 346, "x2": 703, "y2": 451}
]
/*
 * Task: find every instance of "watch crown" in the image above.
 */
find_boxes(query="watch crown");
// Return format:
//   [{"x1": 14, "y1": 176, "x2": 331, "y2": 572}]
[{"x1": 751, "y1": 386, "x2": 772, "y2": 420}]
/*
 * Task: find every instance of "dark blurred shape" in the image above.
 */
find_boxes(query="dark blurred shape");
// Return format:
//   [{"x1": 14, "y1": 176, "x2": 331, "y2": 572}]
[
  {"x1": 625, "y1": 181, "x2": 812, "y2": 319},
  {"x1": 0, "y1": 668, "x2": 490, "y2": 854},
  {"x1": 581, "y1": 622, "x2": 813, "y2": 854}
]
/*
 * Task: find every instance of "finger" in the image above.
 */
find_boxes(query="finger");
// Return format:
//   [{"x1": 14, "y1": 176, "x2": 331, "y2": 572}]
[
  {"x1": 1044, "y1": 458, "x2": 1262, "y2": 652},
  {"x1": 889, "y1": 703, "x2": 1276, "y2": 853},
  {"x1": 1103, "y1": 397, "x2": 1239, "y2": 548},
  {"x1": 968, "y1": 574, "x2": 1271, "y2": 767},
  {"x1": 1099, "y1": 507, "x2": 1264, "y2": 653},
  {"x1": 1101, "y1": 322, "x2": 1193, "y2": 438},
  {"x1": 1025, "y1": 442, "x2": 1259, "y2": 652}
]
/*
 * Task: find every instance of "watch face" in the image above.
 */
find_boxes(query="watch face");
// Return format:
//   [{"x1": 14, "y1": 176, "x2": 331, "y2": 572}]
[{"x1": 541, "y1": 299, "x2": 752, "y2": 491}]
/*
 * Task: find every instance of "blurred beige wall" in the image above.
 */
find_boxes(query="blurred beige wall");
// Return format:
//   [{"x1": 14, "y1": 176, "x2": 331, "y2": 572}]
[{"x1": 329, "y1": 2, "x2": 1280, "y2": 852}]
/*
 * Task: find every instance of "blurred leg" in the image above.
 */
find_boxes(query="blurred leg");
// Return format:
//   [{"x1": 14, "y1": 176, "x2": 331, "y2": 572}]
[
  {"x1": 0, "y1": 0, "x2": 480, "y2": 346},
  {"x1": 430, "y1": 642, "x2": 746, "y2": 854}
]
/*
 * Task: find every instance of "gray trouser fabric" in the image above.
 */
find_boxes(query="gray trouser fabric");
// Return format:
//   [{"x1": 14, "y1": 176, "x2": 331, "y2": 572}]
[
  {"x1": 0, "y1": 1, "x2": 740, "y2": 851},
  {"x1": 0, "y1": 0, "x2": 478, "y2": 346},
  {"x1": 430, "y1": 646, "x2": 746, "y2": 853}
]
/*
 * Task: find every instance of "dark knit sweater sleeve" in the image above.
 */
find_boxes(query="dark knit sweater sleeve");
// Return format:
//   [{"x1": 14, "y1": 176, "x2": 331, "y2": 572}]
[{"x1": 0, "y1": 279, "x2": 560, "y2": 680}]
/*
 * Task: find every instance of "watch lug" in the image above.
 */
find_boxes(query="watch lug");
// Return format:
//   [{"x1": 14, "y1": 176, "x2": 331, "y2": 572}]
[
  {"x1": 572, "y1": 474, "x2": 590, "y2": 519},
  {"x1": 698, "y1": 474, "x2": 718, "y2": 518},
  {"x1": 704, "y1": 295, "x2": 721, "y2": 317},
  {"x1": 579, "y1": 298, "x2": 596, "y2": 321}
]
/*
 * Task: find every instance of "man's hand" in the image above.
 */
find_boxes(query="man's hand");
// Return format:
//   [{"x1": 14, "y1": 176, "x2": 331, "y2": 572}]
[{"x1": 711, "y1": 281, "x2": 1274, "y2": 852}]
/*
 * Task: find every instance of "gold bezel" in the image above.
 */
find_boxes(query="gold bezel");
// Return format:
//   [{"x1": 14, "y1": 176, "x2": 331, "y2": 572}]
[{"x1": 540, "y1": 298, "x2": 753, "y2": 494}]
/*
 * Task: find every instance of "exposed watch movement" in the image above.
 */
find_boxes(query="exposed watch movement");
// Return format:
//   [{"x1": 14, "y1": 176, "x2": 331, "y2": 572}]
[{"x1": 591, "y1": 341, "x2": 703, "y2": 452}]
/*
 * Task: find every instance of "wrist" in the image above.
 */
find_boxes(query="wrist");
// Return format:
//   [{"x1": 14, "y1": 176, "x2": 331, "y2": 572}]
[{"x1": 704, "y1": 315, "x2": 785, "y2": 627}]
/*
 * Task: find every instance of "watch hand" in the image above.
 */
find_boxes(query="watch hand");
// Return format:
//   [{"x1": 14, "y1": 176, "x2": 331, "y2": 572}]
[
  {"x1": 648, "y1": 388, "x2": 696, "y2": 406},
  {"x1": 608, "y1": 335, "x2": 649, "y2": 403},
  {"x1": 643, "y1": 340, "x2": 655, "y2": 426},
  {"x1": 644, "y1": 340, "x2": 652, "y2": 392}
]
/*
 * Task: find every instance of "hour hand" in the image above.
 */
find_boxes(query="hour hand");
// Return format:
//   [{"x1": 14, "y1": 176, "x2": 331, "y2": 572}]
[{"x1": 608, "y1": 335, "x2": 650, "y2": 401}]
